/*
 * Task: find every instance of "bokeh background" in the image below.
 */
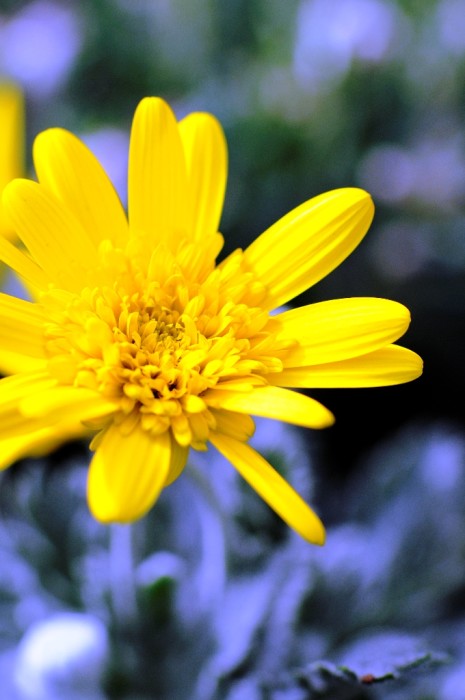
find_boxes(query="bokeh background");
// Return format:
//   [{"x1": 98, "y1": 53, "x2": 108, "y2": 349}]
[{"x1": 0, "y1": 1, "x2": 463, "y2": 698}]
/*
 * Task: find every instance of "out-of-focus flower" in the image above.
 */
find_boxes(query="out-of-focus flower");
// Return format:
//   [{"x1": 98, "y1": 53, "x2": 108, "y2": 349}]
[
  {"x1": 0, "y1": 1, "x2": 82, "y2": 99},
  {"x1": 0, "y1": 83, "x2": 23, "y2": 241},
  {"x1": 437, "y1": 0, "x2": 465, "y2": 57},
  {"x1": 13, "y1": 612, "x2": 109, "y2": 700},
  {"x1": 0, "y1": 97, "x2": 422, "y2": 544},
  {"x1": 358, "y1": 137, "x2": 465, "y2": 209},
  {"x1": 294, "y1": 0, "x2": 402, "y2": 90}
]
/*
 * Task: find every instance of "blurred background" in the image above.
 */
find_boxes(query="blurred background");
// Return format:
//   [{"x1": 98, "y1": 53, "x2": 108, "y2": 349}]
[{"x1": 0, "y1": 1, "x2": 463, "y2": 698}]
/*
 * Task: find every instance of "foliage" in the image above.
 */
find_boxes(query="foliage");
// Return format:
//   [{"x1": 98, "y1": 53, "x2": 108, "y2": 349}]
[{"x1": 0, "y1": 421, "x2": 464, "y2": 698}]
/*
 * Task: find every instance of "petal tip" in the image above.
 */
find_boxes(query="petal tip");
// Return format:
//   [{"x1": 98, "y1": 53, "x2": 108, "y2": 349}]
[
  {"x1": 87, "y1": 480, "x2": 138, "y2": 525},
  {"x1": 334, "y1": 187, "x2": 375, "y2": 218},
  {"x1": 134, "y1": 96, "x2": 174, "y2": 122},
  {"x1": 300, "y1": 510, "x2": 326, "y2": 546},
  {"x1": 409, "y1": 351, "x2": 424, "y2": 380},
  {"x1": 2, "y1": 177, "x2": 33, "y2": 209},
  {"x1": 314, "y1": 524, "x2": 327, "y2": 547},
  {"x1": 33, "y1": 127, "x2": 73, "y2": 159}
]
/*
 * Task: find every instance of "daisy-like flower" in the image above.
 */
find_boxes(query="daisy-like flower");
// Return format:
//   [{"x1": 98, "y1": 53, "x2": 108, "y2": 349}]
[{"x1": 0, "y1": 97, "x2": 422, "y2": 544}]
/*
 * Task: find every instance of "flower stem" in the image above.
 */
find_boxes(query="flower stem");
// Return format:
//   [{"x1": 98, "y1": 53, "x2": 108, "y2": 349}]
[
  {"x1": 109, "y1": 524, "x2": 138, "y2": 627},
  {"x1": 187, "y1": 463, "x2": 227, "y2": 612}
]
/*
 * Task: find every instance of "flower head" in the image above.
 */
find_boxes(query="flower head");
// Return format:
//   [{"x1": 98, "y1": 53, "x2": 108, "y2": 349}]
[{"x1": 0, "y1": 97, "x2": 422, "y2": 544}]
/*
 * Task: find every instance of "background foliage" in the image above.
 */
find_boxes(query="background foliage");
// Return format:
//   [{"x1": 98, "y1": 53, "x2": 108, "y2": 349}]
[{"x1": 0, "y1": 0, "x2": 463, "y2": 698}]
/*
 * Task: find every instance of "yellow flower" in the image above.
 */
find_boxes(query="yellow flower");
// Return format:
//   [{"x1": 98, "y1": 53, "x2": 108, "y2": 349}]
[
  {"x1": 0, "y1": 83, "x2": 24, "y2": 240},
  {"x1": 0, "y1": 97, "x2": 422, "y2": 544}
]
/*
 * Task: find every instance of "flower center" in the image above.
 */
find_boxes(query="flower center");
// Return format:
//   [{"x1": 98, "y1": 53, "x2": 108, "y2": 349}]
[{"x1": 41, "y1": 241, "x2": 292, "y2": 447}]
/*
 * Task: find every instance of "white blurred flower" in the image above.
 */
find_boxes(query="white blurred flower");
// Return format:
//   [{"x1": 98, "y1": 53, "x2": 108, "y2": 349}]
[
  {"x1": 437, "y1": 0, "x2": 465, "y2": 56},
  {"x1": 358, "y1": 137, "x2": 465, "y2": 208},
  {"x1": 294, "y1": 0, "x2": 401, "y2": 90},
  {"x1": 14, "y1": 612, "x2": 109, "y2": 700},
  {"x1": 369, "y1": 220, "x2": 431, "y2": 281},
  {"x1": 357, "y1": 145, "x2": 415, "y2": 204},
  {"x1": 420, "y1": 432, "x2": 464, "y2": 494},
  {"x1": 0, "y1": 1, "x2": 82, "y2": 98}
]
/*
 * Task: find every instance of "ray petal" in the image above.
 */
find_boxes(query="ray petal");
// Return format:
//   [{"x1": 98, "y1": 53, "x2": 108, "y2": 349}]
[
  {"x1": 206, "y1": 385, "x2": 334, "y2": 429},
  {"x1": 87, "y1": 425, "x2": 171, "y2": 523},
  {"x1": 243, "y1": 188, "x2": 374, "y2": 309},
  {"x1": 0, "y1": 350, "x2": 46, "y2": 375},
  {"x1": 0, "y1": 384, "x2": 115, "y2": 440},
  {"x1": 3, "y1": 179, "x2": 97, "y2": 291},
  {"x1": 0, "y1": 293, "x2": 47, "y2": 361},
  {"x1": 210, "y1": 409, "x2": 256, "y2": 442},
  {"x1": 19, "y1": 386, "x2": 116, "y2": 424},
  {"x1": 0, "y1": 371, "x2": 56, "y2": 413},
  {"x1": 0, "y1": 83, "x2": 24, "y2": 240},
  {"x1": 269, "y1": 345, "x2": 424, "y2": 388},
  {"x1": 276, "y1": 297, "x2": 412, "y2": 366},
  {"x1": 0, "y1": 372, "x2": 59, "y2": 437},
  {"x1": 210, "y1": 433, "x2": 325, "y2": 544},
  {"x1": 164, "y1": 434, "x2": 189, "y2": 487},
  {"x1": 179, "y1": 111, "x2": 227, "y2": 241},
  {"x1": 0, "y1": 235, "x2": 50, "y2": 291},
  {"x1": 0, "y1": 420, "x2": 88, "y2": 471},
  {"x1": 33, "y1": 128, "x2": 128, "y2": 248},
  {"x1": 128, "y1": 97, "x2": 188, "y2": 244}
]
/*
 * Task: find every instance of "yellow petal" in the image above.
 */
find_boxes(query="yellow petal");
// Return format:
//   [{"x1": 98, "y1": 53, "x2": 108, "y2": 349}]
[
  {"x1": 0, "y1": 420, "x2": 87, "y2": 471},
  {"x1": 243, "y1": 188, "x2": 374, "y2": 309},
  {"x1": 0, "y1": 83, "x2": 23, "y2": 188},
  {"x1": 33, "y1": 128, "x2": 128, "y2": 248},
  {"x1": 3, "y1": 179, "x2": 97, "y2": 291},
  {"x1": 19, "y1": 386, "x2": 116, "y2": 423},
  {"x1": 0, "y1": 293, "x2": 47, "y2": 361},
  {"x1": 210, "y1": 433, "x2": 325, "y2": 545},
  {"x1": 179, "y1": 111, "x2": 227, "y2": 241},
  {"x1": 276, "y1": 297, "x2": 411, "y2": 366},
  {"x1": 87, "y1": 425, "x2": 171, "y2": 523},
  {"x1": 164, "y1": 435, "x2": 189, "y2": 486},
  {"x1": 128, "y1": 97, "x2": 188, "y2": 243},
  {"x1": 206, "y1": 385, "x2": 334, "y2": 429},
  {"x1": 269, "y1": 345, "x2": 424, "y2": 388},
  {"x1": 0, "y1": 234, "x2": 50, "y2": 291},
  {"x1": 0, "y1": 83, "x2": 24, "y2": 240},
  {"x1": 211, "y1": 408, "x2": 256, "y2": 441},
  {"x1": 0, "y1": 371, "x2": 56, "y2": 414},
  {"x1": 0, "y1": 349, "x2": 45, "y2": 376},
  {"x1": 0, "y1": 383, "x2": 114, "y2": 440},
  {"x1": 0, "y1": 372, "x2": 58, "y2": 438}
]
